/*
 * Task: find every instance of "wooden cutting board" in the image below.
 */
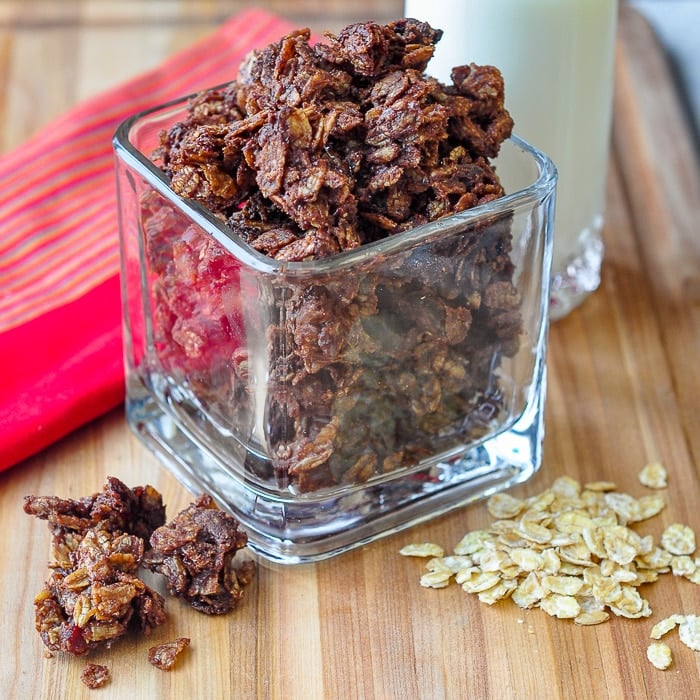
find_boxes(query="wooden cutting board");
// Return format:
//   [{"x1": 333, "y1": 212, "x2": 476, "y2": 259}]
[{"x1": 1, "y1": 3, "x2": 699, "y2": 698}]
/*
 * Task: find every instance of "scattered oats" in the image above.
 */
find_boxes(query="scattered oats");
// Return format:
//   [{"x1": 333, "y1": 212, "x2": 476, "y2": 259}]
[
  {"x1": 550, "y1": 531, "x2": 579, "y2": 547},
  {"x1": 490, "y1": 519, "x2": 518, "y2": 535},
  {"x1": 661, "y1": 524, "x2": 696, "y2": 556},
  {"x1": 542, "y1": 575, "x2": 584, "y2": 596},
  {"x1": 581, "y1": 490, "x2": 604, "y2": 513},
  {"x1": 608, "y1": 586, "x2": 651, "y2": 619},
  {"x1": 678, "y1": 615, "x2": 700, "y2": 651},
  {"x1": 592, "y1": 513, "x2": 618, "y2": 529},
  {"x1": 551, "y1": 476, "x2": 582, "y2": 499},
  {"x1": 401, "y1": 470, "x2": 694, "y2": 633},
  {"x1": 636, "y1": 547, "x2": 672, "y2": 571},
  {"x1": 541, "y1": 549, "x2": 562, "y2": 574},
  {"x1": 478, "y1": 580, "x2": 517, "y2": 605},
  {"x1": 578, "y1": 596, "x2": 606, "y2": 614},
  {"x1": 555, "y1": 511, "x2": 594, "y2": 534},
  {"x1": 455, "y1": 566, "x2": 480, "y2": 585},
  {"x1": 580, "y1": 528, "x2": 604, "y2": 559},
  {"x1": 558, "y1": 562, "x2": 587, "y2": 577},
  {"x1": 635, "y1": 570, "x2": 660, "y2": 584},
  {"x1": 512, "y1": 571, "x2": 546, "y2": 609},
  {"x1": 479, "y1": 549, "x2": 512, "y2": 573},
  {"x1": 509, "y1": 547, "x2": 544, "y2": 572},
  {"x1": 601, "y1": 584, "x2": 626, "y2": 607},
  {"x1": 425, "y1": 557, "x2": 454, "y2": 575},
  {"x1": 487, "y1": 492, "x2": 525, "y2": 519},
  {"x1": 608, "y1": 565, "x2": 639, "y2": 584},
  {"x1": 636, "y1": 495, "x2": 665, "y2": 521},
  {"x1": 499, "y1": 564, "x2": 523, "y2": 580},
  {"x1": 517, "y1": 520, "x2": 552, "y2": 545},
  {"x1": 603, "y1": 492, "x2": 641, "y2": 524},
  {"x1": 574, "y1": 610, "x2": 610, "y2": 626},
  {"x1": 525, "y1": 489, "x2": 555, "y2": 512},
  {"x1": 454, "y1": 530, "x2": 491, "y2": 556},
  {"x1": 558, "y1": 542, "x2": 593, "y2": 567},
  {"x1": 686, "y1": 568, "x2": 700, "y2": 585},
  {"x1": 400, "y1": 542, "x2": 445, "y2": 558},
  {"x1": 584, "y1": 481, "x2": 617, "y2": 492},
  {"x1": 609, "y1": 602, "x2": 652, "y2": 620},
  {"x1": 461, "y1": 571, "x2": 501, "y2": 594},
  {"x1": 497, "y1": 529, "x2": 527, "y2": 548},
  {"x1": 646, "y1": 642, "x2": 673, "y2": 670},
  {"x1": 670, "y1": 555, "x2": 696, "y2": 578},
  {"x1": 650, "y1": 615, "x2": 684, "y2": 639},
  {"x1": 540, "y1": 594, "x2": 581, "y2": 619},
  {"x1": 638, "y1": 534, "x2": 655, "y2": 556},
  {"x1": 440, "y1": 555, "x2": 474, "y2": 573},
  {"x1": 420, "y1": 570, "x2": 453, "y2": 588},
  {"x1": 602, "y1": 525, "x2": 642, "y2": 565},
  {"x1": 638, "y1": 462, "x2": 668, "y2": 489}
]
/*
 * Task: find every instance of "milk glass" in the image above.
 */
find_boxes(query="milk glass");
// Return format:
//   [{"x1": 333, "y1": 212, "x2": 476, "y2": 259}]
[{"x1": 405, "y1": 0, "x2": 618, "y2": 319}]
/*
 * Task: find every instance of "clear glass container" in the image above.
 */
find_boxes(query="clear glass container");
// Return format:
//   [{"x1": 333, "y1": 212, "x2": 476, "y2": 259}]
[{"x1": 114, "y1": 95, "x2": 556, "y2": 564}]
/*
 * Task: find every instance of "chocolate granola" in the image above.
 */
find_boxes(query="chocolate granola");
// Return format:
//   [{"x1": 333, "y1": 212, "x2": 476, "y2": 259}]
[
  {"x1": 24, "y1": 476, "x2": 166, "y2": 570},
  {"x1": 25, "y1": 478, "x2": 168, "y2": 656},
  {"x1": 81, "y1": 663, "x2": 110, "y2": 689},
  {"x1": 148, "y1": 637, "x2": 191, "y2": 671},
  {"x1": 144, "y1": 19, "x2": 521, "y2": 492},
  {"x1": 142, "y1": 494, "x2": 254, "y2": 615}
]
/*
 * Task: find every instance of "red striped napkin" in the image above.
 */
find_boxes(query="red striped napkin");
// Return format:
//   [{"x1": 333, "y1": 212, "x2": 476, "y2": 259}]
[{"x1": 0, "y1": 8, "x2": 293, "y2": 471}]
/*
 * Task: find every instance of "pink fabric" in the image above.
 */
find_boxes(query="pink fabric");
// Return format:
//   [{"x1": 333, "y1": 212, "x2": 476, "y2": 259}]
[{"x1": 0, "y1": 9, "x2": 293, "y2": 470}]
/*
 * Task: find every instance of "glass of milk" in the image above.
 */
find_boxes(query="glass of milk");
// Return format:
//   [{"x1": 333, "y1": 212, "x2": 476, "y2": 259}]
[{"x1": 405, "y1": 0, "x2": 618, "y2": 319}]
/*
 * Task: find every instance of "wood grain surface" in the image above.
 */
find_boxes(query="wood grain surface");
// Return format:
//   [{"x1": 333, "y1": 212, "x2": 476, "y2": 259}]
[{"x1": 1, "y1": 2, "x2": 699, "y2": 698}]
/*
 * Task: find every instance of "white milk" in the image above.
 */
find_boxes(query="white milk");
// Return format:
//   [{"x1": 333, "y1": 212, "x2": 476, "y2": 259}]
[{"x1": 404, "y1": 0, "x2": 618, "y2": 318}]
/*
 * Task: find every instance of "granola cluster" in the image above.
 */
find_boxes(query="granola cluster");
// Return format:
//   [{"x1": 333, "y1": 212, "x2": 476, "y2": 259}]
[
  {"x1": 143, "y1": 494, "x2": 255, "y2": 615},
  {"x1": 25, "y1": 479, "x2": 253, "y2": 659},
  {"x1": 25, "y1": 478, "x2": 167, "y2": 656},
  {"x1": 145, "y1": 19, "x2": 522, "y2": 493},
  {"x1": 24, "y1": 476, "x2": 166, "y2": 571}
]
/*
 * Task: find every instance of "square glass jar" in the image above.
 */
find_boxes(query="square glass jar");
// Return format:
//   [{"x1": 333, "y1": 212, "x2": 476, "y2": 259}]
[{"x1": 114, "y1": 95, "x2": 556, "y2": 564}]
